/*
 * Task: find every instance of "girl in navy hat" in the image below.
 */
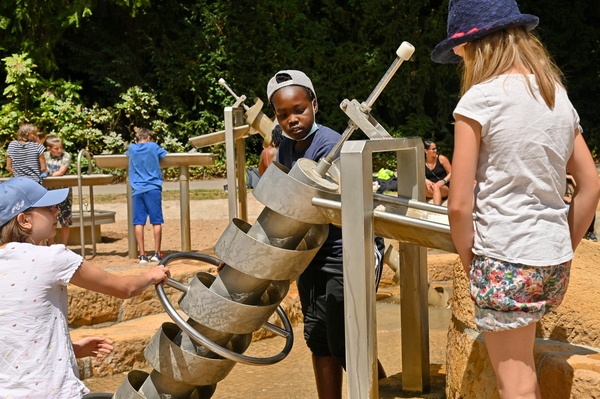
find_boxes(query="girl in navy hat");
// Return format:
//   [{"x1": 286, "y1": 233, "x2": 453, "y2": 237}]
[{"x1": 433, "y1": 0, "x2": 600, "y2": 397}]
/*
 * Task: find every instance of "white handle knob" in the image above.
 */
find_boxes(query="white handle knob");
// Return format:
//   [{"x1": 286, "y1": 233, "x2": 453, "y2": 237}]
[{"x1": 396, "y1": 41, "x2": 415, "y2": 61}]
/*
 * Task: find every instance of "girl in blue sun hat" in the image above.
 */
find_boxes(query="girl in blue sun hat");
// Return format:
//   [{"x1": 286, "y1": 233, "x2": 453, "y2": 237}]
[
  {"x1": 0, "y1": 177, "x2": 170, "y2": 398},
  {"x1": 432, "y1": 0, "x2": 600, "y2": 397}
]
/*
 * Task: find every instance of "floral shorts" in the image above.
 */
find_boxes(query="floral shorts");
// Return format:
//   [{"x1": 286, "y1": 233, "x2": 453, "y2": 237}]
[{"x1": 470, "y1": 255, "x2": 571, "y2": 332}]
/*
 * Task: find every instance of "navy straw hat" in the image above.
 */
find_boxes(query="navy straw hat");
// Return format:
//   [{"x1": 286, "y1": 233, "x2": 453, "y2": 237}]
[
  {"x1": 431, "y1": 0, "x2": 539, "y2": 64},
  {"x1": 0, "y1": 177, "x2": 68, "y2": 227}
]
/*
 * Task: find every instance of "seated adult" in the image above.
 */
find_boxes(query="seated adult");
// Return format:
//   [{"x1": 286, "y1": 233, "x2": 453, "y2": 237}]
[
  {"x1": 424, "y1": 140, "x2": 452, "y2": 205},
  {"x1": 258, "y1": 125, "x2": 283, "y2": 176}
]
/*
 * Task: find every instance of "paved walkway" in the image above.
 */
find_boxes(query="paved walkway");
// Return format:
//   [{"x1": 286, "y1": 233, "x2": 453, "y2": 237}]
[{"x1": 89, "y1": 178, "x2": 228, "y2": 195}]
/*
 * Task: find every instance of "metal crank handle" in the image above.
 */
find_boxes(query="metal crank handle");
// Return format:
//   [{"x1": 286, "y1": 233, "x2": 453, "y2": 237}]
[
  {"x1": 218, "y1": 78, "x2": 249, "y2": 110},
  {"x1": 315, "y1": 41, "x2": 415, "y2": 177},
  {"x1": 364, "y1": 41, "x2": 415, "y2": 110}
]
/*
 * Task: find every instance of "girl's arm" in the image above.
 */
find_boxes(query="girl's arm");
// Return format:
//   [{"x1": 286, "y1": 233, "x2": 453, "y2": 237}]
[
  {"x1": 70, "y1": 260, "x2": 170, "y2": 299},
  {"x1": 448, "y1": 115, "x2": 481, "y2": 274},
  {"x1": 6, "y1": 156, "x2": 13, "y2": 174},
  {"x1": 566, "y1": 130, "x2": 600, "y2": 250},
  {"x1": 38, "y1": 153, "x2": 47, "y2": 174}
]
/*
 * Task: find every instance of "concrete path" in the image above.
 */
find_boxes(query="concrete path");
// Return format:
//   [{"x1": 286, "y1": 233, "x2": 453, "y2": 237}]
[{"x1": 89, "y1": 178, "x2": 228, "y2": 195}]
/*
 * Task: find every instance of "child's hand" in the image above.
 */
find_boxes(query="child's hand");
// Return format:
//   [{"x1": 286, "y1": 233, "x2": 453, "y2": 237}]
[
  {"x1": 72, "y1": 336, "x2": 114, "y2": 359},
  {"x1": 148, "y1": 265, "x2": 170, "y2": 285}
]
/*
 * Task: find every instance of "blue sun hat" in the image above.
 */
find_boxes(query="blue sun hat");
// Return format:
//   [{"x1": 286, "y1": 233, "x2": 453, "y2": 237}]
[
  {"x1": 0, "y1": 177, "x2": 68, "y2": 226},
  {"x1": 431, "y1": 0, "x2": 539, "y2": 64}
]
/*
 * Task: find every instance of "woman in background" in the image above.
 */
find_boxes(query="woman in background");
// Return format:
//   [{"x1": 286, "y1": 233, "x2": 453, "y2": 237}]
[{"x1": 424, "y1": 140, "x2": 452, "y2": 205}]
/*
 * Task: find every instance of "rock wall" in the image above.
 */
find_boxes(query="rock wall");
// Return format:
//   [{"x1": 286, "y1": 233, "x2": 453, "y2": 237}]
[{"x1": 446, "y1": 240, "x2": 600, "y2": 398}]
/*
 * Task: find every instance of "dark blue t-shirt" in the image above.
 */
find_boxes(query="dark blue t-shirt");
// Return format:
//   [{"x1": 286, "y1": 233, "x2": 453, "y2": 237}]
[{"x1": 277, "y1": 125, "x2": 343, "y2": 269}]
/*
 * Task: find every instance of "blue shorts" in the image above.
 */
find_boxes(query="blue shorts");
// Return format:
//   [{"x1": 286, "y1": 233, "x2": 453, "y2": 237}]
[
  {"x1": 470, "y1": 255, "x2": 571, "y2": 332},
  {"x1": 132, "y1": 189, "x2": 164, "y2": 225}
]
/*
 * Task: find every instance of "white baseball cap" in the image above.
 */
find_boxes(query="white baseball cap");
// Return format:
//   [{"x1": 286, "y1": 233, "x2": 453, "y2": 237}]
[{"x1": 266, "y1": 70, "x2": 317, "y2": 102}]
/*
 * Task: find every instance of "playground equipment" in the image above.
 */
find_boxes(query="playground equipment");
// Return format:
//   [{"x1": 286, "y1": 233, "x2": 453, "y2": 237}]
[
  {"x1": 93, "y1": 152, "x2": 216, "y2": 258},
  {"x1": 103, "y1": 151, "x2": 332, "y2": 398},
  {"x1": 189, "y1": 78, "x2": 274, "y2": 222},
  {"x1": 86, "y1": 41, "x2": 459, "y2": 398}
]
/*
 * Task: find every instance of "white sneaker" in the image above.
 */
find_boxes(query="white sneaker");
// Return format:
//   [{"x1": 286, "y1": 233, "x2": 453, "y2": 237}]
[{"x1": 150, "y1": 253, "x2": 163, "y2": 262}]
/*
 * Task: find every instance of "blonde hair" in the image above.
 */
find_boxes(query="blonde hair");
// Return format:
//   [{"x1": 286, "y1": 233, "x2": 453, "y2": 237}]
[
  {"x1": 16, "y1": 124, "x2": 41, "y2": 142},
  {"x1": 459, "y1": 26, "x2": 564, "y2": 109},
  {"x1": 45, "y1": 134, "x2": 62, "y2": 147}
]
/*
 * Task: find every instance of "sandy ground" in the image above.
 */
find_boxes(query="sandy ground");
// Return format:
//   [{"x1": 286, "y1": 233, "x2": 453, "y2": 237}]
[
  {"x1": 77, "y1": 194, "x2": 452, "y2": 398},
  {"x1": 76, "y1": 193, "x2": 600, "y2": 398}
]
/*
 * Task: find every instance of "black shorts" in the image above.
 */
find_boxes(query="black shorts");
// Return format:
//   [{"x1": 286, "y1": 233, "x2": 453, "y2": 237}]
[{"x1": 298, "y1": 238, "x2": 385, "y2": 367}]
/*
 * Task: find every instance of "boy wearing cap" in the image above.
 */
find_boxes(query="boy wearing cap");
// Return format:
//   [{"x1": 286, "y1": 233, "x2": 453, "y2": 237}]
[
  {"x1": 0, "y1": 177, "x2": 169, "y2": 398},
  {"x1": 267, "y1": 70, "x2": 385, "y2": 398},
  {"x1": 432, "y1": 0, "x2": 600, "y2": 397}
]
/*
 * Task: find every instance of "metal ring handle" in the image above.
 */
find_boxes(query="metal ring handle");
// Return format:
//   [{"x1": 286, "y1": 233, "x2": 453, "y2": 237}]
[{"x1": 156, "y1": 252, "x2": 294, "y2": 366}]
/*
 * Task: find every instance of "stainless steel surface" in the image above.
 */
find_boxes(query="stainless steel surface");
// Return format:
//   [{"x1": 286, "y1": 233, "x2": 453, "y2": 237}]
[
  {"x1": 76, "y1": 149, "x2": 98, "y2": 257},
  {"x1": 315, "y1": 41, "x2": 415, "y2": 176},
  {"x1": 143, "y1": 322, "x2": 240, "y2": 386},
  {"x1": 112, "y1": 153, "x2": 335, "y2": 398},
  {"x1": 252, "y1": 162, "x2": 338, "y2": 225},
  {"x1": 215, "y1": 219, "x2": 327, "y2": 280},
  {"x1": 311, "y1": 197, "x2": 455, "y2": 253},
  {"x1": 335, "y1": 137, "x2": 447, "y2": 398},
  {"x1": 92, "y1": 153, "x2": 216, "y2": 258}
]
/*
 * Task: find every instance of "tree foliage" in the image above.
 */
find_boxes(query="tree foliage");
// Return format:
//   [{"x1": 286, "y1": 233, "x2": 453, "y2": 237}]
[{"x1": 0, "y1": 0, "x2": 598, "y2": 176}]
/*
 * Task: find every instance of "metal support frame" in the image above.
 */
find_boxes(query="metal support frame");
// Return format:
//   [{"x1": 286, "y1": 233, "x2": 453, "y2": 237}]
[
  {"x1": 76, "y1": 149, "x2": 98, "y2": 258},
  {"x1": 224, "y1": 105, "x2": 249, "y2": 221},
  {"x1": 340, "y1": 137, "x2": 429, "y2": 398},
  {"x1": 93, "y1": 153, "x2": 216, "y2": 258}
]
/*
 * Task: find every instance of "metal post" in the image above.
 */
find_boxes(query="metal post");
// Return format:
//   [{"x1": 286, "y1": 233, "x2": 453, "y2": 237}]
[
  {"x1": 396, "y1": 140, "x2": 430, "y2": 392},
  {"x1": 235, "y1": 133, "x2": 248, "y2": 222},
  {"x1": 179, "y1": 166, "x2": 191, "y2": 251},
  {"x1": 126, "y1": 174, "x2": 137, "y2": 259},
  {"x1": 76, "y1": 149, "x2": 98, "y2": 258},
  {"x1": 340, "y1": 137, "x2": 430, "y2": 398},
  {"x1": 341, "y1": 140, "x2": 379, "y2": 399},
  {"x1": 224, "y1": 107, "x2": 238, "y2": 221}
]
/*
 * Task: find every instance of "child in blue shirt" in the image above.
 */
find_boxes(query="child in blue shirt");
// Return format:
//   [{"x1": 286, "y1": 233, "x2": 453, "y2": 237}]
[{"x1": 126, "y1": 128, "x2": 168, "y2": 263}]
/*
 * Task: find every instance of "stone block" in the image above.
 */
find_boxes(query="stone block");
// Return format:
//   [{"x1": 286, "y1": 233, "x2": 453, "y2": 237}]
[{"x1": 446, "y1": 240, "x2": 600, "y2": 398}]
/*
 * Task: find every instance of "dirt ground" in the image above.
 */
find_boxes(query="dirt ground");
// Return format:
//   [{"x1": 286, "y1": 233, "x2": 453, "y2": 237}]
[{"x1": 76, "y1": 194, "x2": 600, "y2": 398}]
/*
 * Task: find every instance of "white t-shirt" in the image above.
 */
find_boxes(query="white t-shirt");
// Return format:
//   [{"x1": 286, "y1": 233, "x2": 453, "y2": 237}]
[
  {"x1": 454, "y1": 74, "x2": 579, "y2": 266},
  {"x1": 0, "y1": 243, "x2": 85, "y2": 398}
]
